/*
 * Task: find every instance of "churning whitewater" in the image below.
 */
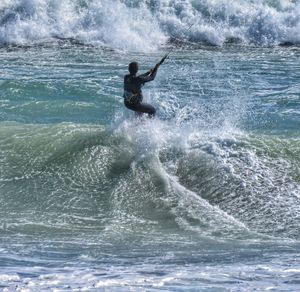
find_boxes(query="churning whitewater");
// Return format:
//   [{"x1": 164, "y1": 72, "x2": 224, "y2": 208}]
[
  {"x1": 0, "y1": 0, "x2": 299, "y2": 49},
  {"x1": 0, "y1": 0, "x2": 300, "y2": 291}
]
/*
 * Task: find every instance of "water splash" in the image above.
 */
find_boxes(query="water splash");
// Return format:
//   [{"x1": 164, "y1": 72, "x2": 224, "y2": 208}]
[{"x1": 0, "y1": 0, "x2": 299, "y2": 49}]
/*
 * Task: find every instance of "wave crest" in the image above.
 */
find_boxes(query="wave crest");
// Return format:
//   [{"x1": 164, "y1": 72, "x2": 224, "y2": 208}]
[{"x1": 0, "y1": 0, "x2": 299, "y2": 49}]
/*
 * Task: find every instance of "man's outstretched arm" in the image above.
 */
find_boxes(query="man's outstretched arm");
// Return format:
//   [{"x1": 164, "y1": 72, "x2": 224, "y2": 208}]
[{"x1": 138, "y1": 63, "x2": 160, "y2": 83}]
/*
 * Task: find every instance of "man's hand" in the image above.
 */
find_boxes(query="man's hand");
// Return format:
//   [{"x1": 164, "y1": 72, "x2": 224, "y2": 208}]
[
  {"x1": 149, "y1": 63, "x2": 160, "y2": 76},
  {"x1": 159, "y1": 53, "x2": 168, "y2": 65}
]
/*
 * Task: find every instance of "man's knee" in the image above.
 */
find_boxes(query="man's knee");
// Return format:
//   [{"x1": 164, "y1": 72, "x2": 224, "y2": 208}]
[{"x1": 151, "y1": 107, "x2": 156, "y2": 116}]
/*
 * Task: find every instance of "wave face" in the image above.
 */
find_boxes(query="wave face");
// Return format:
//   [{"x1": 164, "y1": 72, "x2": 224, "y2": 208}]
[
  {"x1": 0, "y1": 0, "x2": 299, "y2": 49},
  {"x1": 0, "y1": 43, "x2": 299, "y2": 242},
  {"x1": 1, "y1": 121, "x2": 300, "y2": 240}
]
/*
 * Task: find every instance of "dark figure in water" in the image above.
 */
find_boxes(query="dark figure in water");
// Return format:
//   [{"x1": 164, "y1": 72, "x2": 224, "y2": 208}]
[{"x1": 123, "y1": 61, "x2": 161, "y2": 118}]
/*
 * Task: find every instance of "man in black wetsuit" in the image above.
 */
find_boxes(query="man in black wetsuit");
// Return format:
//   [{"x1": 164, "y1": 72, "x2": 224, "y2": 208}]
[{"x1": 123, "y1": 61, "x2": 161, "y2": 117}]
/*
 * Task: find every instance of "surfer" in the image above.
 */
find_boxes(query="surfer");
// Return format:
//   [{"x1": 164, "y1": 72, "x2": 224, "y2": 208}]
[{"x1": 123, "y1": 56, "x2": 167, "y2": 118}]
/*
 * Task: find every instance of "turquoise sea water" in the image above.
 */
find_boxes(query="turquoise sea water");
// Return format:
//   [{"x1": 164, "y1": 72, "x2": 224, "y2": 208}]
[{"x1": 1, "y1": 0, "x2": 300, "y2": 290}]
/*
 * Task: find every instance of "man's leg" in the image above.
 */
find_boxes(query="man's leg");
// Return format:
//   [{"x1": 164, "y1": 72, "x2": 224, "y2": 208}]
[{"x1": 135, "y1": 103, "x2": 156, "y2": 117}]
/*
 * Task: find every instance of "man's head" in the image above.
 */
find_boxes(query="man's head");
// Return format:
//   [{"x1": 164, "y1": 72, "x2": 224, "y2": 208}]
[{"x1": 128, "y1": 62, "x2": 139, "y2": 75}]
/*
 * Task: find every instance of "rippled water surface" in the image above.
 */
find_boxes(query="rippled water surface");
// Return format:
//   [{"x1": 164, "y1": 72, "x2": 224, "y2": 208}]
[{"x1": 1, "y1": 0, "x2": 300, "y2": 290}]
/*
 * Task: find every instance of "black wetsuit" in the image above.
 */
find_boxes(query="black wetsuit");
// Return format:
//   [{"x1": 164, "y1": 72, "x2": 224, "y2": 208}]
[{"x1": 123, "y1": 68, "x2": 158, "y2": 117}]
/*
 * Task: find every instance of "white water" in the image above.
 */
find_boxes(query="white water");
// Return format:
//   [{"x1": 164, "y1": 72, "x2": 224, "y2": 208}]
[{"x1": 0, "y1": 0, "x2": 299, "y2": 49}]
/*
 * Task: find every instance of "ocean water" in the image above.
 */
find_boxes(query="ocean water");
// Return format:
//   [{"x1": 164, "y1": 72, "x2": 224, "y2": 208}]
[{"x1": 0, "y1": 0, "x2": 300, "y2": 291}]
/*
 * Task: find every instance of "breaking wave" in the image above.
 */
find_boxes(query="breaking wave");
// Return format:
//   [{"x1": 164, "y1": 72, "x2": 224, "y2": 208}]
[
  {"x1": 1, "y1": 120, "x2": 300, "y2": 240},
  {"x1": 0, "y1": 0, "x2": 299, "y2": 50}
]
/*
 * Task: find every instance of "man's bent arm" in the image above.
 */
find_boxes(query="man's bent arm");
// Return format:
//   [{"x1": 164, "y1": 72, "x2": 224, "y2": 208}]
[{"x1": 138, "y1": 64, "x2": 159, "y2": 83}]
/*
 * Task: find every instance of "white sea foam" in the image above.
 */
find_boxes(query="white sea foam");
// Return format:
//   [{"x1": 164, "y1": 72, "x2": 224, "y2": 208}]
[
  {"x1": 2, "y1": 262, "x2": 300, "y2": 291},
  {"x1": 0, "y1": 0, "x2": 299, "y2": 49}
]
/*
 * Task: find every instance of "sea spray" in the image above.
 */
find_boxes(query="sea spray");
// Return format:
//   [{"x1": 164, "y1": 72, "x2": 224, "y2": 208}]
[{"x1": 0, "y1": 0, "x2": 299, "y2": 48}]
